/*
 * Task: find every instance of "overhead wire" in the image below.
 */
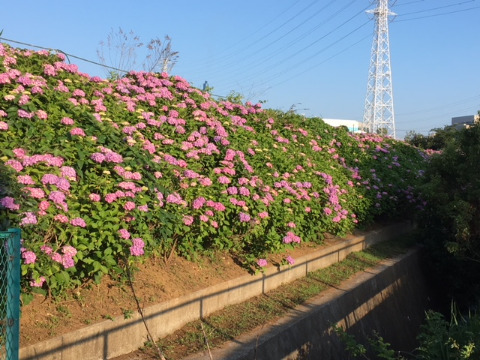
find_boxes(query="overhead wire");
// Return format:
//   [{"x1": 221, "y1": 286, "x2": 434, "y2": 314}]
[
  {"x1": 189, "y1": 0, "x2": 318, "y2": 72},
  {"x1": 267, "y1": 32, "x2": 372, "y2": 90},
  {"x1": 396, "y1": 94, "x2": 480, "y2": 116},
  {"x1": 222, "y1": 0, "x2": 479, "y2": 98},
  {"x1": 217, "y1": 4, "x2": 372, "y2": 91},
  {"x1": 212, "y1": 0, "x2": 356, "y2": 81},
  {"x1": 0, "y1": 36, "x2": 129, "y2": 74},
  {"x1": 209, "y1": 0, "x2": 337, "y2": 75},
  {"x1": 395, "y1": 5, "x2": 480, "y2": 21},
  {"x1": 398, "y1": 0, "x2": 476, "y2": 16}
]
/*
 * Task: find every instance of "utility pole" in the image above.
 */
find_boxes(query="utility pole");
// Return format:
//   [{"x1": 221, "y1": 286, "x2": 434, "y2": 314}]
[{"x1": 363, "y1": 0, "x2": 396, "y2": 138}]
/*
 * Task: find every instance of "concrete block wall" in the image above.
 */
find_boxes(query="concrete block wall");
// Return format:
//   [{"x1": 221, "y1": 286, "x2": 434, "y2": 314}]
[{"x1": 20, "y1": 222, "x2": 415, "y2": 360}]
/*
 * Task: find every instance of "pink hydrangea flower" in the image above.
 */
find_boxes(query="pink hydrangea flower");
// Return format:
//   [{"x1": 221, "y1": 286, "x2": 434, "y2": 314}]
[
  {"x1": 12, "y1": 148, "x2": 26, "y2": 158},
  {"x1": 20, "y1": 212, "x2": 37, "y2": 226},
  {"x1": 258, "y1": 211, "x2": 269, "y2": 219},
  {"x1": 50, "y1": 252, "x2": 62, "y2": 263},
  {"x1": 218, "y1": 176, "x2": 231, "y2": 184},
  {"x1": 17, "y1": 175, "x2": 35, "y2": 185},
  {"x1": 105, "y1": 193, "x2": 117, "y2": 203},
  {"x1": 22, "y1": 250, "x2": 36, "y2": 264},
  {"x1": 39, "y1": 200, "x2": 50, "y2": 211},
  {"x1": 0, "y1": 121, "x2": 8, "y2": 130},
  {"x1": 61, "y1": 166, "x2": 77, "y2": 180},
  {"x1": 239, "y1": 187, "x2": 250, "y2": 197},
  {"x1": 138, "y1": 205, "x2": 149, "y2": 212},
  {"x1": 30, "y1": 276, "x2": 46, "y2": 287},
  {"x1": 183, "y1": 215, "x2": 194, "y2": 226},
  {"x1": 90, "y1": 152, "x2": 106, "y2": 163},
  {"x1": 89, "y1": 193, "x2": 101, "y2": 202},
  {"x1": 36, "y1": 110, "x2": 48, "y2": 120},
  {"x1": 56, "y1": 178, "x2": 71, "y2": 191},
  {"x1": 23, "y1": 188, "x2": 45, "y2": 200},
  {"x1": 18, "y1": 109, "x2": 33, "y2": 118},
  {"x1": 285, "y1": 256, "x2": 295, "y2": 265},
  {"x1": 5, "y1": 159, "x2": 23, "y2": 172},
  {"x1": 130, "y1": 238, "x2": 145, "y2": 256},
  {"x1": 70, "y1": 217, "x2": 86, "y2": 227},
  {"x1": 124, "y1": 201, "x2": 136, "y2": 211},
  {"x1": 239, "y1": 212, "x2": 251, "y2": 222},
  {"x1": 54, "y1": 214, "x2": 69, "y2": 223},
  {"x1": 42, "y1": 173, "x2": 59, "y2": 185},
  {"x1": 118, "y1": 229, "x2": 131, "y2": 239},
  {"x1": 199, "y1": 177, "x2": 212, "y2": 186},
  {"x1": 257, "y1": 259, "x2": 267, "y2": 267},
  {"x1": 49, "y1": 191, "x2": 66, "y2": 204},
  {"x1": 105, "y1": 152, "x2": 123, "y2": 163},
  {"x1": 192, "y1": 197, "x2": 206, "y2": 210},
  {"x1": 70, "y1": 128, "x2": 86, "y2": 136},
  {"x1": 41, "y1": 245, "x2": 53, "y2": 255},
  {"x1": 62, "y1": 257, "x2": 75, "y2": 269},
  {"x1": 283, "y1": 231, "x2": 301, "y2": 244},
  {"x1": 62, "y1": 246, "x2": 77, "y2": 257}
]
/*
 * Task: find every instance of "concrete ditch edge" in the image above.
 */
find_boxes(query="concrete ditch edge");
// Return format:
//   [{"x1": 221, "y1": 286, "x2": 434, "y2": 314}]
[{"x1": 20, "y1": 222, "x2": 415, "y2": 360}]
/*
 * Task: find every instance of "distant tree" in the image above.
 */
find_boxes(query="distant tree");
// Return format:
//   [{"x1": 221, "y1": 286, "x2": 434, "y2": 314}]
[
  {"x1": 427, "y1": 126, "x2": 457, "y2": 150},
  {"x1": 404, "y1": 126, "x2": 457, "y2": 150},
  {"x1": 376, "y1": 127, "x2": 388, "y2": 136},
  {"x1": 404, "y1": 130, "x2": 429, "y2": 149},
  {"x1": 97, "y1": 28, "x2": 179, "y2": 79}
]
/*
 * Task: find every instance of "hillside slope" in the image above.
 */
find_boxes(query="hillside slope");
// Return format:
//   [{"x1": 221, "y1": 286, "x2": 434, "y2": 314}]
[{"x1": 0, "y1": 43, "x2": 426, "y2": 295}]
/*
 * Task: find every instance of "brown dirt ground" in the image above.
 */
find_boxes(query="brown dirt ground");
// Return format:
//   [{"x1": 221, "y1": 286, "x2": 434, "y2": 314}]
[{"x1": 19, "y1": 230, "x2": 365, "y2": 348}]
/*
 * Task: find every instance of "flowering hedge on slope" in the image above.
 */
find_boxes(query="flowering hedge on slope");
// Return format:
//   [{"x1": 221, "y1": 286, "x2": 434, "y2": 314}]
[{"x1": 0, "y1": 43, "x2": 427, "y2": 294}]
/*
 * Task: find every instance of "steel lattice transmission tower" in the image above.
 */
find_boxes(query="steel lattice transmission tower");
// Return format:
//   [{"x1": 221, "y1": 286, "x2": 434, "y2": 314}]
[{"x1": 363, "y1": 0, "x2": 396, "y2": 138}]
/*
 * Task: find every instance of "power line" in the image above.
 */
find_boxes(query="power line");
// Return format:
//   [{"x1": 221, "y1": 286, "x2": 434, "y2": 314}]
[
  {"x1": 398, "y1": 0, "x2": 476, "y2": 15},
  {"x1": 217, "y1": 5, "x2": 372, "y2": 91},
  {"x1": 397, "y1": 6, "x2": 479, "y2": 21},
  {"x1": 211, "y1": 1, "x2": 359, "y2": 87},
  {"x1": 215, "y1": 1, "x2": 337, "y2": 72},
  {"x1": 0, "y1": 36, "x2": 129, "y2": 74},
  {"x1": 397, "y1": 94, "x2": 480, "y2": 116},
  {"x1": 267, "y1": 32, "x2": 372, "y2": 90},
  {"x1": 190, "y1": 0, "x2": 318, "y2": 71},
  {"x1": 393, "y1": 0, "x2": 426, "y2": 7}
]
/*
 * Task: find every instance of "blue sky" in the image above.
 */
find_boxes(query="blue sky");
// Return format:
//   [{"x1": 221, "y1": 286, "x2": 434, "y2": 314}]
[{"x1": 2, "y1": 0, "x2": 479, "y2": 139}]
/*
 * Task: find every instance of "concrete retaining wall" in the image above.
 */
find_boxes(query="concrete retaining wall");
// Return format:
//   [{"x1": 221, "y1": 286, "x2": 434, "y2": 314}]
[
  {"x1": 189, "y1": 248, "x2": 429, "y2": 360},
  {"x1": 20, "y1": 222, "x2": 416, "y2": 360}
]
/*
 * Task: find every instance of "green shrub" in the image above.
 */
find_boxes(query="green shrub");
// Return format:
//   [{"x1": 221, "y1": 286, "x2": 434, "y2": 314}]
[{"x1": 0, "y1": 43, "x2": 427, "y2": 295}]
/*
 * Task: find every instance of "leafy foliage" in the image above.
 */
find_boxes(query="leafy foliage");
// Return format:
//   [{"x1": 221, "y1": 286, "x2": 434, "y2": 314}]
[
  {"x1": 404, "y1": 126, "x2": 458, "y2": 151},
  {"x1": 0, "y1": 43, "x2": 427, "y2": 295},
  {"x1": 336, "y1": 304, "x2": 480, "y2": 360},
  {"x1": 415, "y1": 124, "x2": 480, "y2": 308}
]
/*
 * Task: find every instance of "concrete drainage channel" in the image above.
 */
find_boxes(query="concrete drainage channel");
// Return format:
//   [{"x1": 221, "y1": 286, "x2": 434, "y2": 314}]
[
  {"x1": 187, "y1": 247, "x2": 428, "y2": 360},
  {"x1": 20, "y1": 222, "x2": 422, "y2": 360}
]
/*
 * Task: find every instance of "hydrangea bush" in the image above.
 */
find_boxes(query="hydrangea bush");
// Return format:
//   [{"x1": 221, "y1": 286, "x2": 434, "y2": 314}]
[{"x1": 0, "y1": 43, "x2": 427, "y2": 295}]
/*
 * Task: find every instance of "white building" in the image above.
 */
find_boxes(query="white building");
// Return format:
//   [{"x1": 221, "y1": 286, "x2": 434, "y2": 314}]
[
  {"x1": 451, "y1": 114, "x2": 479, "y2": 130},
  {"x1": 321, "y1": 119, "x2": 365, "y2": 133}
]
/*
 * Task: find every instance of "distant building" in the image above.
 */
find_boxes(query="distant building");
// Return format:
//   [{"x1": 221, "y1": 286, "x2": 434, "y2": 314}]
[
  {"x1": 451, "y1": 114, "x2": 479, "y2": 130},
  {"x1": 322, "y1": 119, "x2": 365, "y2": 133}
]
